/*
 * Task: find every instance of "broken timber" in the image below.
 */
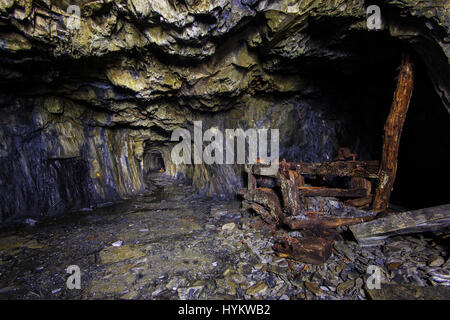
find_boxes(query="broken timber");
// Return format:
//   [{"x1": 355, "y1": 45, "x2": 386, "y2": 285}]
[
  {"x1": 250, "y1": 160, "x2": 380, "y2": 179},
  {"x1": 298, "y1": 187, "x2": 367, "y2": 198},
  {"x1": 350, "y1": 204, "x2": 450, "y2": 246},
  {"x1": 238, "y1": 188, "x2": 284, "y2": 226},
  {"x1": 239, "y1": 52, "x2": 418, "y2": 264},
  {"x1": 280, "y1": 170, "x2": 303, "y2": 215},
  {"x1": 273, "y1": 235, "x2": 334, "y2": 265},
  {"x1": 284, "y1": 213, "x2": 374, "y2": 231},
  {"x1": 373, "y1": 53, "x2": 415, "y2": 212}
]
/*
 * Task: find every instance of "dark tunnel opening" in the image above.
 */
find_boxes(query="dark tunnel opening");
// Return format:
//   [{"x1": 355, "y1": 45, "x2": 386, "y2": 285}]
[{"x1": 145, "y1": 150, "x2": 166, "y2": 175}]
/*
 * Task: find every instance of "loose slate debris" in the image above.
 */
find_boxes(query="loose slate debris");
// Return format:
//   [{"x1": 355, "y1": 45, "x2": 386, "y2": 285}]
[{"x1": 0, "y1": 174, "x2": 448, "y2": 300}]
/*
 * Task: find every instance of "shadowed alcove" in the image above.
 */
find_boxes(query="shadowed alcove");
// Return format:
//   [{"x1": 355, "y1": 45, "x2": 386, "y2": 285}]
[{"x1": 144, "y1": 150, "x2": 166, "y2": 175}]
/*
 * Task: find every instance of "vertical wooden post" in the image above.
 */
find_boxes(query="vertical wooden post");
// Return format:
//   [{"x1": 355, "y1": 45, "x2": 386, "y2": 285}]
[
  {"x1": 280, "y1": 170, "x2": 303, "y2": 215},
  {"x1": 247, "y1": 165, "x2": 257, "y2": 190},
  {"x1": 373, "y1": 53, "x2": 415, "y2": 213}
]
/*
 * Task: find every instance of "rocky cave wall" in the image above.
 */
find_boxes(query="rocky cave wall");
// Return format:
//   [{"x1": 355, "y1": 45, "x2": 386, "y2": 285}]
[{"x1": 0, "y1": 0, "x2": 449, "y2": 221}]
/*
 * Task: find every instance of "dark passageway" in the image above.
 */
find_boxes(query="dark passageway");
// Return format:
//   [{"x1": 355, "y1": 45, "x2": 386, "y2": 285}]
[{"x1": 144, "y1": 151, "x2": 166, "y2": 174}]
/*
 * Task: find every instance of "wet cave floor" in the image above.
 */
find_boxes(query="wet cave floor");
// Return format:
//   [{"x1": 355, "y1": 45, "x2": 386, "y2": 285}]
[{"x1": 0, "y1": 176, "x2": 449, "y2": 300}]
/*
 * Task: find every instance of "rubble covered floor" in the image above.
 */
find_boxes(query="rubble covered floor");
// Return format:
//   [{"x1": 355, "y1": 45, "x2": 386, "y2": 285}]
[{"x1": 0, "y1": 177, "x2": 449, "y2": 300}]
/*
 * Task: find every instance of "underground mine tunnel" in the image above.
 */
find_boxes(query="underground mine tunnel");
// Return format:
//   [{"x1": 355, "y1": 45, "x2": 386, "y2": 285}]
[
  {"x1": 144, "y1": 150, "x2": 166, "y2": 174},
  {"x1": 0, "y1": 1, "x2": 449, "y2": 302}
]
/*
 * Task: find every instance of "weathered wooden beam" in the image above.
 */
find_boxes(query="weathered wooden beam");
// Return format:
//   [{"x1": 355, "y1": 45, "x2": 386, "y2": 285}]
[
  {"x1": 366, "y1": 284, "x2": 450, "y2": 300},
  {"x1": 280, "y1": 170, "x2": 303, "y2": 215},
  {"x1": 284, "y1": 213, "x2": 375, "y2": 230},
  {"x1": 345, "y1": 196, "x2": 374, "y2": 207},
  {"x1": 250, "y1": 161, "x2": 379, "y2": 178},
  {"x1": 250, "y1": 165, "x2": 278, "y2": 178},
  {"x1": 238, "y1": 188, "x2": 285, "y2": 226},
  {"x1": 350, "y1": 204, "x2": 450, "y2": 246},
  {"x1": 351, "y1": 177, "x2": 372, "y2": 196},
  {"x1": 246, "y1": 165, "x2": 257, "y2": 190},
  {"x1": 373, "y1": 53, "x2": 415, "y2": 213},
  {"x1": 293, "y1": 161, "x2": 380, "y2": 178},
  {"x1": 297, "y1": 187, "x2": 367, "y2": 198},
  {"x1": 247, "y1": 202, "x2": 274, "y2": 225}
]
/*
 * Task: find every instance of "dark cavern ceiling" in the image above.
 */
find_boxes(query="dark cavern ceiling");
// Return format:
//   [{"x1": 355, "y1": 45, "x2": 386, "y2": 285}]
[{"x1": 0, "y1": 0, "x2": 449, "y2": 301}]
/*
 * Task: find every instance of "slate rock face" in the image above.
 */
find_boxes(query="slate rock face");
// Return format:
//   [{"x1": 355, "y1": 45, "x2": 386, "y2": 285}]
[{"x1": 0, "y1": 0, "x2": 449, "y2": 220}]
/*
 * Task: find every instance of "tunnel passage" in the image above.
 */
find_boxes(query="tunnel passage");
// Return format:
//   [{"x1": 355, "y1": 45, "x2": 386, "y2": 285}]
[
  {"x1": 262, "y1": 24, "x2": 449, "y2": 211},
  {"x1": 144, "y1": 150, "x2": 166, "y2": 175}
]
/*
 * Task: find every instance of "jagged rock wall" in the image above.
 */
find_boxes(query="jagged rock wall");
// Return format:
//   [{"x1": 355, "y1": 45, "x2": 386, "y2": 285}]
[
  {"x1": 0, "y1": 0, "x2": 448, "y2": 220},
  {"x1": 0, "y1": 96, "x2": 148, "y2": 221}
]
